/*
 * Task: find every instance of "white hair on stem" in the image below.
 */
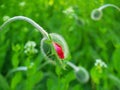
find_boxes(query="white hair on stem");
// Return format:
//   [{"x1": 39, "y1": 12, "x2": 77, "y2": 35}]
[
  {"x1": 0, "y1": 16, "x2": 49, "y2": 39},
  {"x1": 98, "y1": 4, "x2": 120, "y2": 11},
  {"x1": 91, "y1": 4, "x2": 120, "y2": 20}
]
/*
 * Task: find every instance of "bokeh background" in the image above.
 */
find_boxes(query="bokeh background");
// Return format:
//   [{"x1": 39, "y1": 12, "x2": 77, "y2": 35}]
[{"x1": 0, "y1": 0, "x2": 120, "y2": 90}]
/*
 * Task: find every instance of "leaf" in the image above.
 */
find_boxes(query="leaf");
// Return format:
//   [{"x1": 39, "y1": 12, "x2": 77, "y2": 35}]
[
  {"x1": 55, "y1": 66, "x2": 62, "y2": 76},
  {"x1": 47, "y1": 78, "x2": 57, "y2": 90},
  {"x1": 90, "y1": 67, "x2": 100, "y2": 84},
  {"x1": 12, "y1": 54, "x2": 19, "y2": 68},
  {"x1": 0, "y1": 74, "x2": 10, "y2": 90},
  {"x1": 11, "y1": 73, "x2": 22, "y2": 90},
  {"x1": 112, "y1": 48, "x2": 120, "y2": 72},
  {"x1": 108, "y1": 74, "x2": 120, "y2": 89},
  {"x1": 32, "y1": 71, "x2": 43, "y2": 85}
]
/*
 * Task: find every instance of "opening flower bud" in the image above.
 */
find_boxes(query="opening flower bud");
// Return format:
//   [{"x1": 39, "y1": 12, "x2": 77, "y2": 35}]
[
  {"x1": 41, "y1": 33, "x2": 69, "y2": 60},
  {"x1": 49, "y1": 33, "x2": 69, "y2": 59},
  {"x1": 53, "y1": 42, "x2": 64, "y2": 59}
]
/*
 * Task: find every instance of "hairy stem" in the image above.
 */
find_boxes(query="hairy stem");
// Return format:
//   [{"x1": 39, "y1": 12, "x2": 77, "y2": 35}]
[
  {"x1": 6, "y1": 66, "x2": 27, "y2": 77},
  {"x1": 67, "y1": 61, "x2": 79, "y2": 71},
  {"x1": 98, "y1": 4, "x2": 120, "y2": 11},
  {"x1": 0, "y1": 16, "x2": 49, "y2": 39}
]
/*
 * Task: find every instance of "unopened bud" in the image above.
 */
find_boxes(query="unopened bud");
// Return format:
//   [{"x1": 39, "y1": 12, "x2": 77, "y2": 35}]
[
  {"x1": 91, "y1": 9, "x2": 102, "y2": 21},
  {"x1": 91, "y1": 4, "x2": 120, "y2": 21},
  {"x1": 75, "y1": 66, "x2": 89, "y2": 83},
  {"x1": 67, "y1": 61, "x2": 89, "y2": 83}
]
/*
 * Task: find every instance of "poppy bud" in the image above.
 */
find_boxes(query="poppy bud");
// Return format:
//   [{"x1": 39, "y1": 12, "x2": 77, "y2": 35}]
[
  {"x1": 75, "y1": 66, "x2": 89, "y2": 83},
  {"x1": 67, "y1": 61, "x2": 89, "y2": 83},
  {"x1": 41, "y1": 33, "x2": 70, "y2": 61},
  {"x1": 49, "y1": 33, "x2": 70, "y2": 59},
  {"x1": 91, "y1": 4, "x2": 120, "y2": 21},
  {"x1": 91, "y1": 9, "x2": 102, "y2": 21},
  {"x1": 53, "y1": 42, "x2": 64, "y2": 59}
]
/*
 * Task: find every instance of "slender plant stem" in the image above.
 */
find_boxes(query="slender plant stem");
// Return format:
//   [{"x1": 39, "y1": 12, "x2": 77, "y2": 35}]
[
  {"x1": 37, "y1": 61, "x2": 51, "y2": 70},
  {"x1": 66, "y1": 61, "x2": 79, "y2": 71},
  {"x1": 98, "y1": 4, "x2": 120, "y2": 11},
  {"x1": 0, "y1": 16, "x2": 49, "y2": 39},
  {"x1": 6, "y1": 66, "x2": 27, "y2": 77}
]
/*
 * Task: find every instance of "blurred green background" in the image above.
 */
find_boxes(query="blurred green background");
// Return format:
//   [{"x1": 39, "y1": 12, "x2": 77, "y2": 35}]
[{"x1": 0, "y1": 0, "x2": 120, "y2": 90}]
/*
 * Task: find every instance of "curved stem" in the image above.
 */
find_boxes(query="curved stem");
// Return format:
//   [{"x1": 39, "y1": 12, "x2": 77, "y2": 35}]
[
  {"x1": 0, "y1": 16, "x2": 49, "y2": 39},
  {"x1": 66, "y1": 61, "x2": 79, "y2": 71},
  {"x1": 98, "y1": 4, "x2": 120, "y2": 11},
  {"x1": 108, "y1": 74, "x2": 120, "y2": 89},
  {"x1": 6, "y1": 66, "x2": 27, "y2": 77},
  {"x1": 37, "y1": 60, "x2": 51, "y2": 70}
]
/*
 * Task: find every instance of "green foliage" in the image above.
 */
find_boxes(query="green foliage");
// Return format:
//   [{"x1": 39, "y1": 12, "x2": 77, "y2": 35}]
[
  {"x1": 0, "y1": 74, "x2": 9, "y2": 90},
  {"x1": 0, "y1": 0, "x2": 120, "y2": 90}
]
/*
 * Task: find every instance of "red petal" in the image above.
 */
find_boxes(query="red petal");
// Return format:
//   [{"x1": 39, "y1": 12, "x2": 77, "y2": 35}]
[{"x1": 53, "y1": 42, "x2": 64, "y2": 59}]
